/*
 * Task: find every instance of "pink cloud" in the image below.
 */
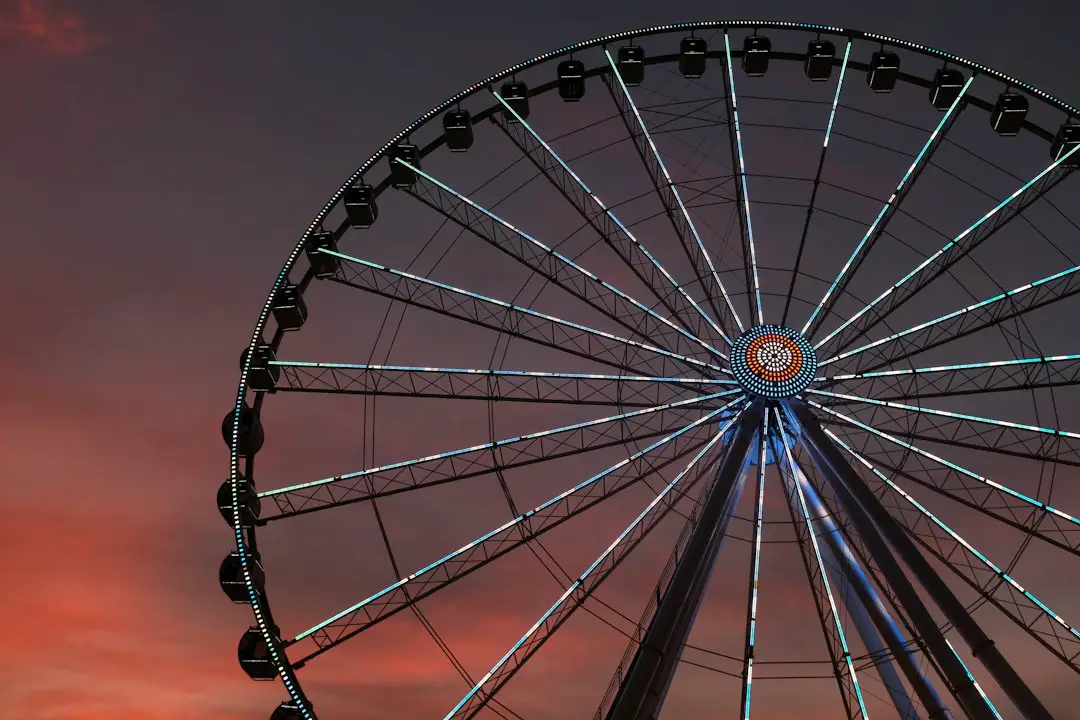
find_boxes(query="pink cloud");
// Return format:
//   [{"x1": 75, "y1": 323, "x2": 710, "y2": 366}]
[{"x1": 0, "y1": 0, "x2": 105, "y2": 56}]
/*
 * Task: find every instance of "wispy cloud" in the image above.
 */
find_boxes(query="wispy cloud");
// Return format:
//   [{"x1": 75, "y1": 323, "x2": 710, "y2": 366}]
[{"x1": 0, "y1": 0, "x2": 106, "y2": 56}]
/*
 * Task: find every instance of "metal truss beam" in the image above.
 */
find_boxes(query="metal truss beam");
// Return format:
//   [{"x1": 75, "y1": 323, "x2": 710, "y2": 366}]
[
  {"x1": 819, "y1": 263, "x2": 1080, "y2": 377},
  {"x1": 285, "y1": 404, "x2": 738, "y2": 667},
  {"x1": 270, "y1": 361, "x2": 732, "y2": 407},
  {"x1": 804, "y1": 75, "x2": 972, "y2": 341},
  {"x1": 400, "y1": 161, "x2": 724, "y2": 368},
  {"x1": 488, "y1": 94, "x2": 732, "y2": 350},
  {"x1": 818, "y1": 354, "x2": 1080, "y2": 400},
  {"x1": 446, "y1": 411, "x2": 743, "y2": 719},
  {"x1": 323, "y1": 248, "x2": 721, "y2": 379},
  {"x1": 603, "y1": 51, "x2": 744, "y2": 340},
  {"x1": 816, "y1": 155, "x2": 1075, "y2": 359},
  {"x1": 721, "y1": 32, "x2": 764, "y2": 325},
  {"x1": 811, "y1": 400, "x2": 1080, "y2": 557},
  {"x1": 810, "y1": 388, "x2": 1080, "y2": 467},
  {"x1": 259, "y1": 392, "x2": 733, "y2": 522},
  {"x1": 825, "y1": 425, "x2": 1080, "y2": 674},
  {"x1": 782, "y1": 40, "x2": 851, "y2": 327}
]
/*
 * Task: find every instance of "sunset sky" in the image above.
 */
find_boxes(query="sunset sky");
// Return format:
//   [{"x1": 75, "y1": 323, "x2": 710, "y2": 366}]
[{"x1": 3, "y1": 1, "x2": 1080, "y2": 718}]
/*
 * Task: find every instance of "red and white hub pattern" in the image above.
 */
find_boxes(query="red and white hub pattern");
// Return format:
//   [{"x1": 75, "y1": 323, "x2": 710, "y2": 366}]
[{"x1": 730, "y1": 325, "x2": 817, "y2": 399}]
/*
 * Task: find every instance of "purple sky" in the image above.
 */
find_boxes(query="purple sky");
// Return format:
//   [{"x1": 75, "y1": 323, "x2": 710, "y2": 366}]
[{"x1": 3, "y1": 1, "x2": 1079, "y2": 718}]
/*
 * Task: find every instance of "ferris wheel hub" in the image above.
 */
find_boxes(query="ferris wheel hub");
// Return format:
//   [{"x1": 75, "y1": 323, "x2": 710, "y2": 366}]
[{"x1": 730, "y1": 325, "x2": 817, "y2": 399}]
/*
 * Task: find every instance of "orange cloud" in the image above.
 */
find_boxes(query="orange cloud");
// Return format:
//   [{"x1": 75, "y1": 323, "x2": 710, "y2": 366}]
[{"x1": 0, "y1": 0, "x2": 105, "y2": 56}]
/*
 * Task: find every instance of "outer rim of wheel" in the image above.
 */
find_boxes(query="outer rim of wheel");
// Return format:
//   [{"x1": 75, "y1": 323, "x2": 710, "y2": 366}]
[{"x1": 226, "y1": 21, "x2": 1079, "y2": 718}]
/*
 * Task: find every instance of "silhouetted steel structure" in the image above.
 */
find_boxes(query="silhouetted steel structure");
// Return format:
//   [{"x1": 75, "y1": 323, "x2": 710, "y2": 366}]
[{"x1": 221, "y1": 21, "x2": 1080, "y2": 719}]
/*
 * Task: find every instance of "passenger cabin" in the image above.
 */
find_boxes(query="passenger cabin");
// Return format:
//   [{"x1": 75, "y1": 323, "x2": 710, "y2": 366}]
[
  {"x1": 990, "y1": 92, "x2": 1028, "y2": 136},
  {"x1": 617, "y1": 45, "x2": 645, "y2": 87},
  {"x1": 500, "y1": 81, "x2": 529, "y2": 121},
  {"x1": 804, "y1": 40, "x2": 836, "y2": 81},
  {"x1": 242, "y1": 343, "x2": 279, "y2": 392},
  {"x1": 304, "y1": 230, "x2": 339, "y2": 278},
  {"x1": 389, "y1": 143, "x2": 421, "y2": 187},
  {"x1": 272, "y1": 283, "x2": 307, "y2": 331},
  {"x1": 222, "y1": 403, "x2": 264, "y2": 456},
  {"x1": 219, "y1": 551, "x2": 265, "y2": 603},
  {"x1": 271, "y1": 701, "x2": 310, "y2": 719},
  {"x1": 557, "y1": 59, "x2": 586, "y2": 101},
  {"x1": 238, "y1": 626, "x2": 279, "y2": 680},
  {"x1": 443, "y1": 110, "x2": 474, "y2": 151},
  {"x1": 343, "y1": 184, "x2": 378, "y2": 228},
  {"x1": 679, "y1": 37, "x2": 707, "y2": 78},
  {"x1": 930, "y1": 68, "x2": 965, "y2": 110},
  {"x1": 217, "y1": 475, "x2": 261, "y2": 527},
  {"x1": 742, "y1": 35, "x2": 771, "y2": 76},
  {"x1": 1052, "y1": 123, "x2": 1080, "y2": 167},
  {"x1": 867, "y1": 51, "x2": 899, "y2": 93}
]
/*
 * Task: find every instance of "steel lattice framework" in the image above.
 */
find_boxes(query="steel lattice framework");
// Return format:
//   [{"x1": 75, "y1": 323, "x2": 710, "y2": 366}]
[{"x1": 221, "y1": 21, "x2": 1080, "y2": 720}]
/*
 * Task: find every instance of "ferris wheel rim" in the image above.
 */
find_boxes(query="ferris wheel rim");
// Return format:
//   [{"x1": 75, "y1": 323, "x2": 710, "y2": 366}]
[{"x1": 224, "y1": 22, "x2": 1080, "y2": 719}]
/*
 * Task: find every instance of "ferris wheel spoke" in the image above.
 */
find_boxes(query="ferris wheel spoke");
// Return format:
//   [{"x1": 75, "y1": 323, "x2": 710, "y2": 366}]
[
  {"x1": 817, "y1": 261, "x2": 1080, "y2": 376},
  {"x1": 444, "y1": 414, "x2": 739, "y2": 720},
  {"x1": 790, "y1": 402, "x2": 1051, "y2": 720},
  {"x1": 488, "y1": 91, "x2": 732, "y2": 350},
  {"x1": 815, "y1": 149, "x2": 1079, "y2": 357},
  {"x1": 825, "y1": 427, "x2": 1080, "y2": 674},
  {"x1": 599, "y1": 403, "x2": 763, "y2": 720},
  {"x1": 602, "y1": 49, "x2": 745, "y2": 339},
  {"x1": 282, "y1": 402, "x2": 740, "y2": 668},
  {"x1": 789, "y1": 445, "x2": 956, "y2": 716},
  {"x1": 773, "y1": 410, "x2": 871, "y2": 719},
  {"x1": 809, "y1": 387, "x2": 1080, "y2": 467},
  {"x1": 721, "y1": 32, "x2": 766, "y2": 326},
  {"x1": 803, "y1": 74, "x2": 973, "y2": 341},
  {"x1": 394, "y1": 158, "x2": 725, "y2": 364},
  {"x1": 816, "y1": 353, "x2": 1080, "y2": 400},
  {"x1": 269, "y1": 361, "x2": 734, "y2": 406},
  {"x1": 945, "y1": 639, "x2": 1007, "y2": 719},
  {"x1": 258, "y1": 390, "x2": 739, "y2": 522},
  {"x1": 810, "y1": 400, "x2": 1080, "y2": 557},
  {"x1": 321, "y1": 248, "x2": 727, "y2": 378},
  {"x1": 737, "y1": 412, "x2": 770, "y2": 719},
  {"x1": 781, "y1": 40, "x2": 853, "y2": 328}
]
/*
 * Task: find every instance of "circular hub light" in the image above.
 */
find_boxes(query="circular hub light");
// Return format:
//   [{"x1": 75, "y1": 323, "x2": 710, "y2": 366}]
[{"x1": 731, "y1": 325, "x2": 817, "y2": 399}]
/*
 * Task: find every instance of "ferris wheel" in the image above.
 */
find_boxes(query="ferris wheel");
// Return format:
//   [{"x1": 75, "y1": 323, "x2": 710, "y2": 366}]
[{"x1": 220, "y1": 21, "x2": 1080, "y2": 719}]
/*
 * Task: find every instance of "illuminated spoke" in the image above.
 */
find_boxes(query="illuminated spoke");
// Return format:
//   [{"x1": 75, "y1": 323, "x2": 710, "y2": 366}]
[
  {"x1": 809, "y1": 400, "x2": 1080, "y2": 556},
  {"x1": 818, "y1": 262, "x2": 1080, "y2": 375},
  {"x1": 809, "y1": 387, "x2": 1080, "y2": 467},
  {"x1": 817, "y1": 353, "x2": 1080, "y2": 400},
  {"x1": 789, "y1": 444, "x2": 955, "y2": 715},
  {"x1": 398, "y1": 157, "x2": 726, "y2": 364},
  {"x1": 271, "y1": 361, "x2": 734, "y2": 406},
  {"x1": 259, "y1": 390, "x2": 739, "y2": 521},
  {"x1": 723, "y1": 32, "x2": 765, "y2": 325},
  {"x1": 489, "y1": 91, "x2": 732, "y2": 349},
  {"x1": 322, "y1": 247, "x2": 727, "y2": 377},
  {"x1": 826, "y1": 427, "x2": 1080, "y2": 673},
  {"x1": 603, "y1": 49, "x2": 745, "y2": 338},
  {"x1": 283, "y1": 397, "x2": 744, "y2": 666},
  {"x1": 781, "y1": 40, "x2": 852, "y2": 327},
  {"x1": 815, "y1": 146, "x2": 1080, "y2": 356},
  {"x1": 739, "y1": 411, "x2": 770, "y2": 719},
  {"x1": 773, "y1": 410, "x2": 870, "y2": 718},
  {"x1": 443, "y1": 411, "x2": 743, "y2": 719},
  {"x1": 945, "y1": 639, "x2": 1005, "y2": 720},
  {"x1": 804, "y1": 75, "x2": 973, "y2": 340}
]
